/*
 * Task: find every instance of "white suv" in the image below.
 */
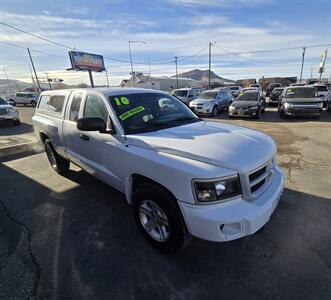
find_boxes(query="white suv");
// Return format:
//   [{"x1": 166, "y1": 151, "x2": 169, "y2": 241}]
[
  {"x1": 33, "y1": 88, "x2": 284, "y2": 253},
  {"x1": 7, "y1": 92, "x2": 39, "y2": 107}
]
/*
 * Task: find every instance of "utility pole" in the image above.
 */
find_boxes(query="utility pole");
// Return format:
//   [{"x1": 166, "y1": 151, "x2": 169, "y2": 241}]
[
  {"x1": 88, "y1": 70, "x2": 94, "y2": 88},
  {"x1": 105, "y1": 68, "x2": 110, "y2": 87},
  {"x1": 174, "y1": 56, "x2": 179, "y2": 89},
  {"x1": 3, "y1": 67, "x2": 12, "y2": 94},
  {"x1": 128, "y1": 40, "x2": 146, "y2": 88},
  {"x1": 28, "y1": 63, "x2": 35, "y2": 88},
  {"x1": 208, "y1": 42, "x2": 212, "y2": 89},
  {"x1": 45, "y1": 72, "x2": 52, "y2": 90},
  {"x1": 299, "y1": 47, "x2": 306, "y2": 83},
  {"x1": 27, "y1": 48, "x2": 41, "y2": 91}
]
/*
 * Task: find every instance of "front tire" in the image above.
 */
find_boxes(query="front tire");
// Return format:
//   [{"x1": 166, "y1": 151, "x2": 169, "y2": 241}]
[
  {"x1": 30, "y1": 100, "x2": 37, "y2": 107},
  {"x1": 210, "y1": 106, "x2": 218, "y2": 117},
  {"x1": 12, "y1": 119, "x2": 20, "y2": 126},
  {"x1": 133, "y1": 182, "x2": 191, "y2": 253},
  {"x1": 45, "y1": 139, "x2": 70, "y2": 174}
]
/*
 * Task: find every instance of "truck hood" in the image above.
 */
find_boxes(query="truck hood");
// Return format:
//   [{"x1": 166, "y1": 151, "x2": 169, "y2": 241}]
[
  {"x1": 231, "y1": 101, "x2": 259, "y2": 109},
  {"x1": 126, "y1": 121, "x2": 276, "y2": 173},
  {"x1": 190, "y1": 98, "x2": 215, "y2": 105},
  {"x1": 0, "y1": 104, "x2": 14, "y2": 109}
]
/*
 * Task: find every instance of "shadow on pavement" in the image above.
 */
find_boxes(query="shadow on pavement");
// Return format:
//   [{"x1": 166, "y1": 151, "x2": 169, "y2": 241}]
[{"x1": 0, "y1": 161, "x2": 330, "y2": 299}]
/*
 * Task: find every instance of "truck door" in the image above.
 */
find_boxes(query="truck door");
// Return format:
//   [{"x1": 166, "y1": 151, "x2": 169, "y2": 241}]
[{"x1": 63, "y1": 92, "x2": 124, "y2": 190}]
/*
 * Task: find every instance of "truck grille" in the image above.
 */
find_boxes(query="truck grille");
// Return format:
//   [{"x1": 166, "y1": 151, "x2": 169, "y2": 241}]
[
  {"x1": 0, "y1": 109, "x2": 7, "y2": 115},
  {"x1": 248, "y1": 159, "x2": 274, "y2": 195}
]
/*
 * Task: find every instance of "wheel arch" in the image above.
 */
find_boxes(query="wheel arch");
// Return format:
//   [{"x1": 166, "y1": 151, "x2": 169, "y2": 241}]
[{"x1": 125, "y1": 173, "x2": 177, "y2": 205}]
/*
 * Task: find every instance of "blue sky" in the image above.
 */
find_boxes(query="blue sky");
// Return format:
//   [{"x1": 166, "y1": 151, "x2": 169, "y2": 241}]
[{"x1": 0, "y1": 0, "x2": 330, "y2": 85}]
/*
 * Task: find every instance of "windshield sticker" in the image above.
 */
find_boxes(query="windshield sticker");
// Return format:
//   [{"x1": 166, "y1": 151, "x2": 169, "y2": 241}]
[
  {"x1": 114, "y1": 96, "x2": 130, "y2": 106},
  {"x1": 119, "y1": 106, "x2": 145, "y2": 120}
]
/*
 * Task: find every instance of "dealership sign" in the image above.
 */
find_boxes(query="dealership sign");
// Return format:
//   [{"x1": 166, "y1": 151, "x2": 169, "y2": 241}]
[{"x1": 69, "y1": 51, "x2": 105, "y2": 72}]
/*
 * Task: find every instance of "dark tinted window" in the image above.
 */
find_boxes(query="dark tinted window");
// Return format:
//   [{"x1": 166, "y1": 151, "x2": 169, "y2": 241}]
[
  {"x1": 69, "y1": 93, "x2": 83, "y2": 122},
  {"x1": 286, "y1": 88, "x2": 316, "y2": 98},
  {"x1": 315, "y1": 86, "x2": 328, "y2": 91},
  {"x1": 84, "y1": 95, "x2": 108, "y2": 123},
  {"x1": 236, "y1": 92, "x2": 259, "y2": 101},
  {"x1": 38, "y1": 95, "x2": 65, "y2": 114},
  {"x1": 0, "y1": 98, "x2": 7, "y2": 105}
]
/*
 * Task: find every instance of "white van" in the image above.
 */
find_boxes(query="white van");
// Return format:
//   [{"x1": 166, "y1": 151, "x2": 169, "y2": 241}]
[{"x1": 171, "y1": 88, "x2": 200, "y2": 105}]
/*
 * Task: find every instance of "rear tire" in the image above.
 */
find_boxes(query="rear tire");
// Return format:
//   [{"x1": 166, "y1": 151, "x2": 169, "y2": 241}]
[
  {"x1": 133, "y1": 182, "x2": 191, "y2": 253},
  {"x1": 253, "y1": 108, "x2": 261, "y2": 119},
  {"x1": 279, "y1": 109, "x2": 285, "y2": 119},
  {"x1": 45, "y1": 139, "x2": 70, "y2": 174}
]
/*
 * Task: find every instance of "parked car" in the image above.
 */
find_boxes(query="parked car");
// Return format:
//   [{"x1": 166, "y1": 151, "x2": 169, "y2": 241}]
[
  {"x1": 249, "y1": 83, "x2": 261, "y2": 90},
  {"x1": 7, "y1": 92, "x2": 39, "y2": 107},
  {"x1": 33, "y1": 88, "x2": 284, "y2": 253},
  {"x1": 278, "y1": 86, "x2": 323, "y2": 118},
  {"x1": 229, "y1": 86, "x2": 242, "y2": 97},
  {"x1": 171, "y1": 88, "x2": 200, "y2": 105},
  {"x1": 309, "y1": 83, "x2": 329, "y2": 108},
  {"x1": 228, "y1": 90, "x2": 266, "y2": 119},
  {"x1": 189, "y1": 88, "x2": 234, "y2": 117},
  {"x1": 268, "y1": 87, "x2": 284, "y2": 105},
  {"x1": 0, "y1": 97, "x2": 20, "y2": 125},
  {"x1": 241, "y1": 87, "x2": 264, "y2": 98},
  {"x1": 266, "y1": 83, "x2": 281, "y2": 97}
]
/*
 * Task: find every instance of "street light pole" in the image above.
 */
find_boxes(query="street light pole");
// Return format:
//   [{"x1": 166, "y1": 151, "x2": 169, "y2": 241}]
[
  {"x1": 128, "y1": 40, "x2": 146, "y2": 88},
  {"x1": 208, "y1": 42, "x2": 212, "y2": 89},
  {"x1": 174, "y1": 56, "x2": 179, "y2": 89},
  {"x1": 45, "y1": 72, "x2": 52, "y2": 90},
  {"x1": 299, "y1": 47, "x2": 306, "y2": 83},
  {"x1": 27, "y1": 47, "x2": 41, "y2": 91}
]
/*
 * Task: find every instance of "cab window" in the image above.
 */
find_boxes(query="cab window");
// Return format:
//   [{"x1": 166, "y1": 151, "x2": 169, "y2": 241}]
[
  {"x1": 69, "y1": 93, "x2": 83, "y2": 122},
  {"x1": 84, "y1": 95, "x2": 108, "y2": 123}
]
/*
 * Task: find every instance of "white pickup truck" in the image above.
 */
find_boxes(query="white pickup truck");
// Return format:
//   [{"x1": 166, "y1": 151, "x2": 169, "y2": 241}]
[{"x1": 33, "y1": 88, "x2": 284, "y2": 253}]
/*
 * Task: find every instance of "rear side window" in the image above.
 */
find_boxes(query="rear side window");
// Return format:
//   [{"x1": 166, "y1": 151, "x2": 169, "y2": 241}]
[
  {"x1": 69, "y1": 94, "x2": 83, "y2": 122},
  {"x1": 84, "y1": 95, "x2": 108, "y2": 123},
  {"x1": 38, "y1": 95, "x2": 66, "y2": 114}
]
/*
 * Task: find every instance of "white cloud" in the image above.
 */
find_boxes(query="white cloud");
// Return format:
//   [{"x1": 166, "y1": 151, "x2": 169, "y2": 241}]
[{"x1": 168, "y1": 0, "x2": 273, "y2": 7}]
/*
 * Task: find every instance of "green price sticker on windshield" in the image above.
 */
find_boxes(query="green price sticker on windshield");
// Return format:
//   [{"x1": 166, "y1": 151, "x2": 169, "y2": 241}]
[
  {"x1": 114, "y1": 96, "x2": 130, "y2": 106},
  {"x1": 119, "y1": 106, "x2": 145, "y2": 121}
]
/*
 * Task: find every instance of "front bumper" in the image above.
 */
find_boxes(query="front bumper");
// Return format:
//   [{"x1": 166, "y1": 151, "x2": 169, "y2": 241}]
[
  {"x1": 0, "y1": 113, "x2": 19, "y2": 121},
  {"x1": 228, "y1": 108, "x2": 258, "y2": 117},
  {"x1": 190, "y1": 106, "x2": 212, "y2": 115},
  {"x1": 284, "y1": 105, "x2": 322, "y2": 116},
  {"x1": 179, "y1": 166, "x2": 284, "y2": 242}
]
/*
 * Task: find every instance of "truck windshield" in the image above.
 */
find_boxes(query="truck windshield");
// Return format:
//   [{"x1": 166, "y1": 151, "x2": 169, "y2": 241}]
[
  {"x1": 236, "y1": 92, "x2": 258, "y2": 101},
  {"x1": 172, "y1": 90, "x2": 188, "y2": 97},
  {"x1": 199, "y1": 91, "x2": 218, "y2": 99},
  {"x1": 315, "y1": 86, "x2": 328, "y2": 92},
  {"x1": 109, "y1": 93, "x2": 200, "y2": 134},
  {"x1": 286, "y1": 88, "x2": 316, "y2": 98}
]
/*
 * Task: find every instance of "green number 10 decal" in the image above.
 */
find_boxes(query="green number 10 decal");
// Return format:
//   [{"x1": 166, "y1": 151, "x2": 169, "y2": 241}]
[{"x1": 114, "y1": 96, "x2": 130, "y2": 106}]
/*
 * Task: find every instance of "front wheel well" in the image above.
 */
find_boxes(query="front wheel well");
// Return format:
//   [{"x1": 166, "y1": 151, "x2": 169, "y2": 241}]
[
  {"x1": 131, "y1": 174, "x2": 176, "y2": 202},
  {"x1": 39, "y1": 132, "x2": 49, "y2": 145}
]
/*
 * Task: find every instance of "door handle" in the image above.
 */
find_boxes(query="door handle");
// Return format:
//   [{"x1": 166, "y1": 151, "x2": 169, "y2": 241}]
[{"x1": 79, "y1": 134, "x2": 90, "y2": 141}]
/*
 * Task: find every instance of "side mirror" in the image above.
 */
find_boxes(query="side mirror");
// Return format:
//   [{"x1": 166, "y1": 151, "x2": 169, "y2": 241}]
[{"x1": 77, "y1": 117, "x2": 106, "y2": 132}]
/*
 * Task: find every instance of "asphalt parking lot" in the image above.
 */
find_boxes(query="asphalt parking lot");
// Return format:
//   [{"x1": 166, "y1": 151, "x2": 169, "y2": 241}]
[{"x1": 0, "y1": 107, "x2": 330, "y2": 299}]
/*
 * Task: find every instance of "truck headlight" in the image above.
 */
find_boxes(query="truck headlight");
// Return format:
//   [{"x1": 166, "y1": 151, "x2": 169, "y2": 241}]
[
  {"x1": 229, "y1": 105, "x2": 235, "y2": 110},
  {"x1": 249, "y1": 106, "x2": 258, "y2": 110},
  {"x1": 7, "y1": 108, "x2": 16, "y2": 114},
  {"x1": 194, "y1": 176, "x2": 241, "y2": 203},
  {"x1": 284, "y1": 103, "x2": 292, "y2": 109}
]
